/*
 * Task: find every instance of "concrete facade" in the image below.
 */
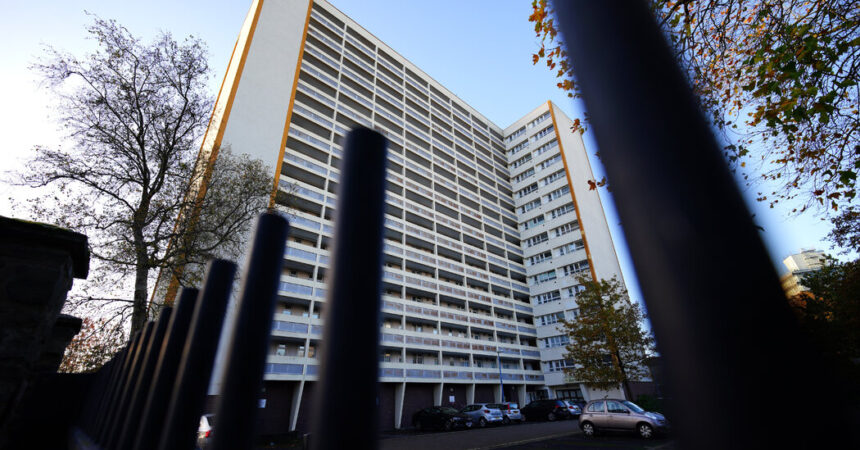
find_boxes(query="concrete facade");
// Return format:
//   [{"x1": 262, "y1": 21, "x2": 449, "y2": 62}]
[{"x1": 197, "y1": 0, "x2": 628, "y2": 434}]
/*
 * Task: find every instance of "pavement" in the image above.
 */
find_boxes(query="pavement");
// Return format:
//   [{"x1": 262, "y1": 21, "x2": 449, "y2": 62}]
[
  {"x1": 256, "y1": 418, "x2": 676, "y2": 449},
  {"x1": 501, "y1": 430, "x2": 675, "y2": 450},
  {"x1": 379, "y1": 420, "x2": 580, "y2": 450}
]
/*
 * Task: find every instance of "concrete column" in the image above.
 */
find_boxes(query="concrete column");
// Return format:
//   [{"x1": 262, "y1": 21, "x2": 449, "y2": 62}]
[
  {"x1": 289, "y1": 380, "x2": 305, "y2": 431},
  {"x1": 492, "y1": 383, "x2": 502, "y2": 402},
  {"x1": 433, "y1": 382, "x2": 444, "y2": 406},
  {"x1": 466, "y1": 383, "x2": 475, "y2": 404},
  {"x1": 394, "y1": 382, "x2": 406, "y2": 429},
  {"x1": 518, "y1": 384, "x2": 527, "y2": 406}
]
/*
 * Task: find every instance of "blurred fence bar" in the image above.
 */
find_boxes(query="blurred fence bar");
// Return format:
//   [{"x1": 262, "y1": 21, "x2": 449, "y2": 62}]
[
  {"x1": 132, "y1": 288, "x2": 199, "y2": 450},
  {"x1": 6, "y1": 127, "x2": 393, "y2": 449},
  {"x1": 157, "y1": 260, "x2": 236, "y2": 450},
  {"x1": 310, "y1": 127, "x2": 388, "y2": 450},
  {"x1": 210, "y1": 214, "x2": 289, "y2": 450},
  {"x1": 552, "y1": 1, "x2": 851, "y2": 448}
]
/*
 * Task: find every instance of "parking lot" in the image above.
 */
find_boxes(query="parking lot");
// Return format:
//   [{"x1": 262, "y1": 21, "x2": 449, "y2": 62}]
[
  {"x1": 503, "y1": 430, "x2": 675, "y2": 450},
  {"x1": 377, "y1": 419, "x2": 676, "y2": 450},
  {"x1": 380, "y1": 420, "x2": 576, "y2": 450}
]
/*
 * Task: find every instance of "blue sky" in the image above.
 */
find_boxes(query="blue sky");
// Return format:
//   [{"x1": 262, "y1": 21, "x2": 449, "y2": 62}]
[{"x1": 0, "y1": 0, "x2": 848, "y2": 311}]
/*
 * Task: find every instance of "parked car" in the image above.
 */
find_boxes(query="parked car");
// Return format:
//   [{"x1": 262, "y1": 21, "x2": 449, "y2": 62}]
[
  {"x1": 579, "y1": 399, "x2": 669, "y2": 439},
  {"x1": 488, "y1": 402, "x2": 523, "y2": 424},
  {"x1": 412, "y1": 406, "x2": 473, "y2": 431},
  {"x1": 520, "y1": 399, "x2": 571, "y2": 421},
  {"x1": 197, "y1": 414, "x2": 214, "y2": 449},
  {"x1": 563, "y1": 400, "x2": 582, "y2": 419},
  {"x1": 459, "y1": 403, "x2": 504, "y2": 427}
]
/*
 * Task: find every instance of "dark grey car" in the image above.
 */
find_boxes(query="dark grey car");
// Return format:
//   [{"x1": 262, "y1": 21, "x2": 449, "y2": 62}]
[{"x1": 579, "y1": 399, "x2": 669, "y2": 439}]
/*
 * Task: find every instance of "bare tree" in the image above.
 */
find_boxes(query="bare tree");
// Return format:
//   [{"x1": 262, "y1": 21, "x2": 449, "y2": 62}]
[{"x1": 18, "y1": 16, "x2": 270, "y2": 336}]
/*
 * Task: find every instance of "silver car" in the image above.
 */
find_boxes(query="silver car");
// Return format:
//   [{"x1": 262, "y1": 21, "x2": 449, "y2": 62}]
[
  {"x1": 459, "y1": 403, "x2": 504, "y2": 427},
  {"x1": 488, "y1": 402, "x2": 523, "y2": 423},
  {"x1": 197, "y1": 414, "x2": 214, "y2": 449},
  {"x1": 579, "y1": 399, "x2": 669, "y2": 439}
]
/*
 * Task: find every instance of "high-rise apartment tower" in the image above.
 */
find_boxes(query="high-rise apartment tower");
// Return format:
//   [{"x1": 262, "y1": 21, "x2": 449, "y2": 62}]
[{"x1": 194, "y1": 0, "x2": 626, "y2": 433}]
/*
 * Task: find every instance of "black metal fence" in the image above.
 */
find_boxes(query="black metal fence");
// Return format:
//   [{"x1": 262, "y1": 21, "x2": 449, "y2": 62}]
[
  {"x1": 6, "y1": 5, "x2": 857, "y2": 449},
  {"x1": 50, "y1": 128, "x2": 388, "y2": 450}
]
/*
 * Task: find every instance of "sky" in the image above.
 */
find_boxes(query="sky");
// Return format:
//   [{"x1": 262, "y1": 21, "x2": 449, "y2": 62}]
[{"x1": 0, "y1": 0, "x2": 850, "y2": 313}]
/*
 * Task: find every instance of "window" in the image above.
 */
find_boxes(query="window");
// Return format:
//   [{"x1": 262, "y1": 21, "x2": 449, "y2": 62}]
[
  {"x1": 544, "y1": 359, "x2": 573, "y2": 372},
  {"x1": 533, "y1": 139, "x2": 558, "y2": 158},
  {"x1": 540, "y1": 168, "x2": 565, "y2": 186},
  {"x1": 516, "y1": 183, "x2": 538, "y2": 199},
  {"x1": 519, "y1": 198, "x2": 541, "y2": 214},
  {"x1": 529, "y1": 269, "x2": 557, "y2": 285},
  {"x1": 532, "y1": 290, "x2": 561, "y2": 304},
  {"x1": 532, "y1": 124, "x2": 554, "y2": 141},
  {"x1": 537, "y1": 154, "x2": 562, "y2": 171},
  {"x1": 527, "y1": 111, "x2": 551, "y2": 128},
  {"x1": 511, "y1": 153, "x2": 533, "y2": 169},
  {"x1": 521, "y1": 215, "x2": 545, "y2": 231},
  {"x1": 557, "y1": 240, "x2": 585, "y2": 256},
  {"x1": 562, "y1": 260, "x2": 590, "y2": 276},
  {"x1": 545, "y1": 185, "x2": 571, "y2": 202},
  {"x1": 606, "y1": 401, "x2": 627, "y2": 414},
  {"x1": 527, "y1": 251, "x2": 552, "y2": 266},
  {"x1": 554, "y1": 221, "x2": 579, "y2": 237},
  {"x1": 550, "y1": 203, "x2": 576, "y2": 219},
  {"x1": 513, "y1": 168, "x2": 535, "y2": 183},
  {"x1": 542, "y1": 335, "x2": 570, "y2": 348},
  {"x1": 536, "y1": 312, "x2": 564, "y2": 326},
  {"x1": 587, "y1": 401, "x2": 605, "y2": 413},
  {"x1": 506, "y1": 126, "x2": 526, "y2": 143},
  {"x1": 509, "y1": 139, "x2": 529, "y2": 155},
  {"x1": 524, "y1": 233, "x2": 549, "y2": 248},
  {"x1": 276, "y1": 344, "x2": 286, "y2": 356}
]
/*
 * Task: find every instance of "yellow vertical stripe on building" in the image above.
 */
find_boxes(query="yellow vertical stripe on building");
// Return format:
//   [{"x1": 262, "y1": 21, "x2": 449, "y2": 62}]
[
  {"x1": 158, "y1": 0, "x2": 266, "y2": 305},
  {"x1": 269, "y1": 0, "x2": 315, "y2": 208},
  {"x1": 547, "y1": 101, "x2": 599, "y2": 283}
]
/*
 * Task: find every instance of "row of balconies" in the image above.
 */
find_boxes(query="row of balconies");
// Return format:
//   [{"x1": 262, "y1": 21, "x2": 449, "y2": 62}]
[
  {"x1": 295, "y1": 47, "x2": 509, "y2": 188},
  {"x1": 287, "y1": 101, "x2": 515, "y2": 224},
  {"x1": 310, "y1": 5, "x2": 507, "y2": 150},
  {"x1": 263, "y1": 361, "x2": 545, "y2": 384}
]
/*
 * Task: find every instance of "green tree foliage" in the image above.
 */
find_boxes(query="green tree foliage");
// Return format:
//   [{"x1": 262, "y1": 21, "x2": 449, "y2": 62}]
[
  {"x1": 19, "y1": 17, "x2": 270, "y2": 336},
  {"x1": 561, "y1": 276, "x2": 655, "y2": 399},
  {"x1": 825, "y1": 206, "x2": 859, "y2": 254},
  {"x1": 529, "y1": 0, "x2": 859, "y2": 213},
  {"x1": 789, "y1": 256, "x2": 860, "y2": 398}
]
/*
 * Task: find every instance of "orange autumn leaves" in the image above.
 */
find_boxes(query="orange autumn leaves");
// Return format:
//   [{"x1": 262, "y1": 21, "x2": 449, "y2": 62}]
[{"x1": 529, "y1": 0, "x2": 859, "y2": 212}]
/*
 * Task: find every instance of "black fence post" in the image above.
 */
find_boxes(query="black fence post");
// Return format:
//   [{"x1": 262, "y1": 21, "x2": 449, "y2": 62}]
[
  {"x1": 210, "y1": 213, "x2": 290, "y2": 450},
  {"x1": 113, "y1": 306, "x2": 173, "y2": 450},
  {"x1": 552, "y1": 1, "x2": 850, "y2": 448},
  {"x1": 157, "y1": 260, "x2": 236, "y2": 450},
  {"x1": 133, "y1": 288, "x2": 200, "y2": 450},
  {"x1": 310, "y1": 127, "x2": 388, "y2": 450},
  {"x1": 95, "y1": 327, "x2": 147, "y2": 444},
  {"x1": 100, "y1": 321, "x2": 155, "y2": 446}
]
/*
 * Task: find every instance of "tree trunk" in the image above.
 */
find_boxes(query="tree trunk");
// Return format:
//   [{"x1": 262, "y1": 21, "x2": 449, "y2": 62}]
[
  {"x1": 131, "y1": 254, "x2": 149, "y2": 335},
  {"x1": 615, "y1": 350, "x2": 633, "y2": 401},
  {"x1": 130, "y1": 203, "x2": 150, "y2": 335}
]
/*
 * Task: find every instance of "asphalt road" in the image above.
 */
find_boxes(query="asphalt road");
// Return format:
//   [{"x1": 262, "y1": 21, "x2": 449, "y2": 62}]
[
  {"x1": 379, "y1": 420, "x2": 580, "y2": 450},
  {"x1": 502, "y1": 431, "x2": 675, "y2": 450}
]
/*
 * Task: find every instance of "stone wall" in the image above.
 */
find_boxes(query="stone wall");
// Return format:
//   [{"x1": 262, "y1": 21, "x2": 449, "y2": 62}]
[{"x1": 0, "y1": 216, "x2": 89, "y2": 447}]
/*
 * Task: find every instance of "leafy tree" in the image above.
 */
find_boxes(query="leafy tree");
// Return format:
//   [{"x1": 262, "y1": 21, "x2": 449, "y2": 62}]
[
  {"x1": 825, "y1": 206, "x2": 859, "y2": 254},
  {"x1": 59, "y1": 317, "x2": 126, "y2": 373},
  {"x1": 18, "y1": 17, "x2": 270, "y2": 336},
  {"x1": 788, "y1": 257, "x2": 860, "y2": 397},
  {"x1": 529, "y1": 0, "x2": 859, "y2": 213},
  {"x1": 560, "y1": 276, "x2": 655, "y2": 400}
]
